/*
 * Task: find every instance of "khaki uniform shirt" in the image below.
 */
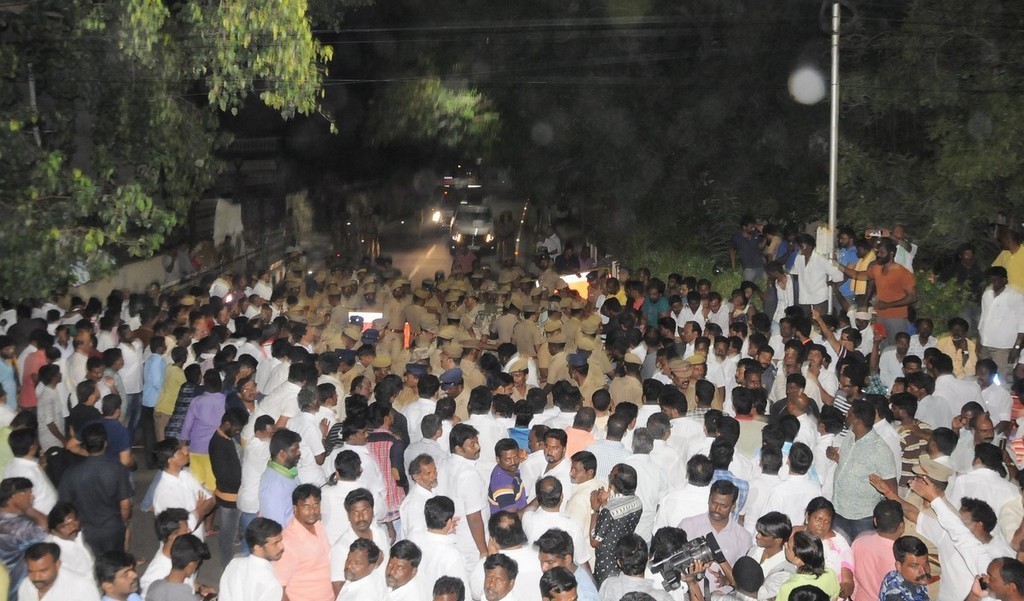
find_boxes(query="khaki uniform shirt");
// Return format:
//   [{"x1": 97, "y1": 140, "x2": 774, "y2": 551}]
[
  {"x1": 512, "y1": 320, "x2": 543, "y2": 358},
  {"x1": 460, "y1": 359, "x2": 487, "y2": 392},
  {"x1": 608, "y1": 376, "x2": 643, "y2": 407},
  {"x1": 547, "y1": 352, "x2": 570, "y2": 385},
  {"x1": 492, "y1": 313, "x2": 520, "y2": 344}
]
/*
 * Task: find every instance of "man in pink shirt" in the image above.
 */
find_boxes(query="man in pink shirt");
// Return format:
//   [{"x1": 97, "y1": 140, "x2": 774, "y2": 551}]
[
  {"x1": 18, "y1": 331, "x2": 50, "y2": 410},
  {"x1": 274, "y1": 484, "x2": 334, "y2": 601},
  {"x1": 564, "y1": 408, "x2": 596, "y2": 458},
  {"x1": 851, "y1": 499, "x2": 906, "y2": 601}
]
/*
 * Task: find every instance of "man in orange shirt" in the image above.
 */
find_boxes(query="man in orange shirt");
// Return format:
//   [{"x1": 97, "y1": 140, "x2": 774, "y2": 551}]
[
  {"x1": 866, "y1": 238, "x2": 917, "y2": 345},
  {"x1": 839, "y1": 238, "x2": 916, "y2": 346},
  {"x1": 274, "y1": 484, "x2": 334, "y2": 601}
]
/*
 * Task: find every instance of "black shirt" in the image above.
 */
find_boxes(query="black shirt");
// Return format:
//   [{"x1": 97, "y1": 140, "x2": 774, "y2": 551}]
[
  {"x1": 208, "y1": 431, "x2": 241, "y2": 507},
  {"x1": 68, "y1": 404, "x2": 102, "y2": 437},
  {"x1": 57, "y1": 455, "x2": 132, "y2": 531}
]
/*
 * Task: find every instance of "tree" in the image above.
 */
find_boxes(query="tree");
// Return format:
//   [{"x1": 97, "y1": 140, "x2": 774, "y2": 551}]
[
  {"x1": 839, "y1": 0, "x2": 1024, "y2": 254},
  {"x1": 0, "y1": 0, "x2": 335, "y2": 300}
]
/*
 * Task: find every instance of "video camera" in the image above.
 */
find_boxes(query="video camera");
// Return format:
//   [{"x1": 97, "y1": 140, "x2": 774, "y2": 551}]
[{"x1": 650, "y1": 533, "x2": 727, "y2": 591}]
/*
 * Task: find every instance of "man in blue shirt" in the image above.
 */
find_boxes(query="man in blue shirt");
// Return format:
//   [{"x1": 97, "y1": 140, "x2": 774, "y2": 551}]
[
  {"x1": 258, "y1": 429, "x2": 302, "y2": 526},
  {"x1": 730, "y1": 215, "x2": 767, "y2": 283},
  {"x1": 836, "y1": 226, "x2": 859, "y2": 304},
  {"x1": 879, "y1": 536, "x2": 931, "y2": 601},
  {"x1": 535, "y1": 529, "x2": 598, "y2": 601},
  {"x1": 0, "y1": 337, "x2": 17, "y2": 412},
  {"x1": 141, "y1": 338, "x2": 167, "y2": 469}
]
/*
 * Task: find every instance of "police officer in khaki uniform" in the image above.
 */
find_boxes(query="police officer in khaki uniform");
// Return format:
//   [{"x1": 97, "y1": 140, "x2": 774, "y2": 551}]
[
  {"x1": 568, "y1": 352, "x2": 605, "y2": 408},
  {"x1": 544, "y1": 332, "x2": 570, "y2": 388},
  {"x1": 491, "y1": 301, "x2": 520, "y2": 345},
  {"x1": 511, "y1": 303, "x2": 543, "y2": 359},
  {"x1": 608, "y1": 353, "x2": 644, "y2": 407},
  {"x1": 439, "y1": 367, "x2": 470, "y2": 420}
]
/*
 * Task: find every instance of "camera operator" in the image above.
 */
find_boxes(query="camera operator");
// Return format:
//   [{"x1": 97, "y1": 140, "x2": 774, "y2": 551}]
[
  {"x1": 598, "y1": 534, "x2": 673, "y2": 601},
  {"x1": 678, "y1": 481, "x2": 752, "y2": 593}
]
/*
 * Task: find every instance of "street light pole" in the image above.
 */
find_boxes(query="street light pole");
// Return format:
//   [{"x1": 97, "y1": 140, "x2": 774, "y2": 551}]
[{"x1": 828, "y1": 1, "x2": 840, "y2": 235}]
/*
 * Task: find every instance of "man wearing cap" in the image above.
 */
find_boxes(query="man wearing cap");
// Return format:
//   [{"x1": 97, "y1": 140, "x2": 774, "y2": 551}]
[
  {"x1": 506, "y1": 358, "x2": 534, "y2": 402},
  {"x1": 608, "y1": 354, "x2": 643, "y2": 407},
  {"x1": 403, "y1": 372, "x2": 440, "y2": 445},
  {"x1": 438, "y1": 367, "x2": 468, "y2": 419},
  {"x1": 666, "y1": 357, "x2": 694, "y2": 400},
  {"x1": 371, "y1": 354, "x2": 392, "y2": 383},
  {"x1": 459, "y1": 338, "x2": 487, "y2": 393},
  {"x1": 544, "y1": 332, "x2": 570, "y2": 388},
  {"x1": 395, "y1": 363, "x2": 426, "y2": 411},
  {"x1": 382, "y1": 281, "x2": 410, "y2": 359}
]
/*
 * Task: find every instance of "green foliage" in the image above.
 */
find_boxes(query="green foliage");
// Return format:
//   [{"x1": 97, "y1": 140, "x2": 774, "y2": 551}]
[
  {"x1": 369, "y1": 78, "x2": 501, "y2": 153},
  {"x1": 913, "y1": 271, "x2": 974, "y2": 334},
  {"x1": 0, "y1": 0, "x2": 338, "y2": 299},
  {"x1": 840, "y1": 0, "x2": 1024, "y2": 253},
  {"x1": 621, "y1": 246, "x2": 743, "y2": 294},
  {"x1": 0, "y1": 152, "x2": 176, "y2": 299},
  {"x1": 193, "y1": 0, "x2": 334, "y2": 118}
]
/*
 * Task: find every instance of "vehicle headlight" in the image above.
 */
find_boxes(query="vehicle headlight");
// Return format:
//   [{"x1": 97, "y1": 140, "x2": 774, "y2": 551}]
[
  {"x1": 431, "y1": 210, "x2": 441, "y2": 222},
  {"x1": 485, "y1": 233, "x2": 494, "y2": 243},
  {"x1": 453, "y1": 233, "x2": 462, "y2": 242}
]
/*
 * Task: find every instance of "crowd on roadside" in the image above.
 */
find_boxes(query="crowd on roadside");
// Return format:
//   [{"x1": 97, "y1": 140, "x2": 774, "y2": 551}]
[{"x1": 0, "y1": 217, "x2": 1023, "y2": 601}]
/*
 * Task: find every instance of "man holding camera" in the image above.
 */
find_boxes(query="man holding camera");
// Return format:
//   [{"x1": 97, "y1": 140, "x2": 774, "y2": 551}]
[{"x1": 677, "y1": 481, "x2": 751, "y2": 593}]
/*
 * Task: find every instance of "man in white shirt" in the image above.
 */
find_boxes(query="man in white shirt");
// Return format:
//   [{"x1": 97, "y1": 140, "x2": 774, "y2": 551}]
[
  {"x1": 116, "y1": 325, "x2": 144, "y2": 433},
  {"x1": 441, "y1": 423, "x2": 490, "y2": 565},
  {"x1": 252, "y1": 362, "x2": 311, "y2": 434},
  {"x1": 470, "y1": 512, "x2": 544, "y2": 601},
  {"x1": 623, "y1": 428, "x2": 669, "y2": 542},
  {"x1": 44, "y1": 503, "x2": 94, "y2": 580},
  {"x1": 335, "y1": 538, "x2": 386, "y2": 601},
  {"x1": 977, "y1": 359, "x2": 1013, "y2": 434},
  {"x1": 385, "y1": 540, "x2": 430, "y2": 601},
  {"x1": 322, "y1": 450, "x2": 387, "y2": 545},
  {"x1": 978, "y1": 266, "x2": 1024, "y2": 384},
  {"x1": 878, "y1": 333, "x2": 910, "y2": 392},
  {"x1": 219, "y1": 517, "x2": 286, "y2": 601},
  {"x1": 564, "y1": 451, "x2": 604, "y2": 566},
  {"x1": 464, "y1": 390, "x2": 506, "y2": 481},
  {"x1": 658, "y1": 391, "x2": 704, "y2": 460},
  {"x1": 18, "y1": 542, "x2": 100, "y2": 601},
  {"x1": 139, "y1": 508, "x2": 192, "y2": 597},
  {"x1": 4, "y1": 430, "x2": 57, "y2": 514},
  {"x1": 654, "y1": 454, "x2": 714, "y2": 531},
  {"x1": 237, "y1": 415, "x2": 274, "y2": 554},
  {"x1": 151, "y1": 438, "x2": 216, "y2": 540},
  {"x1": 788, "y1": 234, "x2": 843, "y2": 316},
  {"x1": 946, "y1": 443, "x2": 1021, "y2": 526},
  {"x1": 932, "y1": 354, "x2": 982, "y2": 419},
  {"x1": 534, "y1": 429, "x2": 574, "y2": 507},
  {"x1": 521, "y1": 477, "x2": 590, "y2": 568},
  {"x1": 404, "y1": 414, "x2": 449, "y2": 470},
  {"x1": 408, "y1": 496, "x2": 471, "y2": 590},
  {"x1": 402, "y1": 374, "x2": 440, "y2": 445},
  {"x1": 646, "y1": 414, "x2": 686, "y2": 484},
  {"x1": 758, "y1": 443, "x2": 822, "y2": 529},
  {"x1": 289, "y1": 385, "x2": 328, "y2": 486},
  {"x1": 739, "y1": 448, "x2": 784, "y2": 536},
  {"x1": 330, "y1": 488, "x2": 391, "y2": 591},
  {"x1": 583, "y1": 416, "x2": 632, "y2": 483},
  {"x1": 401, "y1": 453, "x2": 440, "y2": 539}
]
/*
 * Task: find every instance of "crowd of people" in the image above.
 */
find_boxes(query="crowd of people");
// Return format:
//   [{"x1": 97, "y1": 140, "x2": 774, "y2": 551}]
[{"x1": 0, "y1": 218, "x2": 1022, "y2": 601}]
